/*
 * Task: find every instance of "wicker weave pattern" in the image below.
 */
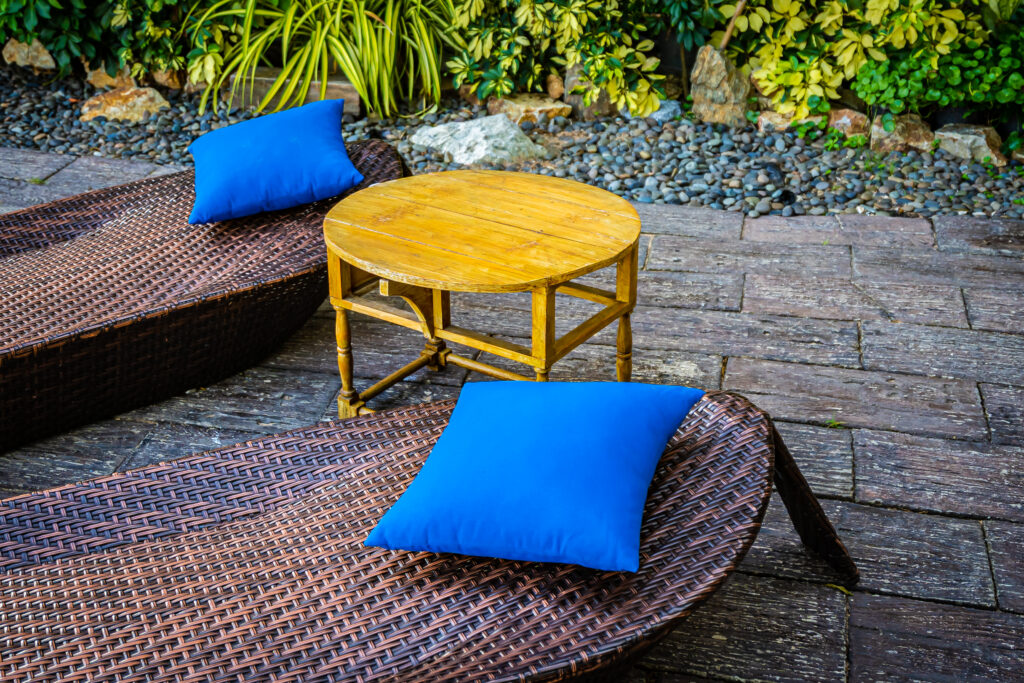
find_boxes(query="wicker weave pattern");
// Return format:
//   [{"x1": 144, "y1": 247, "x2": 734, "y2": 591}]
[
  {"x1": 1, "y1": 392, "x2": 777, "y2": 682},
  {"x1": 0, "y1": 140, "x2": 406, "y2": 450}
]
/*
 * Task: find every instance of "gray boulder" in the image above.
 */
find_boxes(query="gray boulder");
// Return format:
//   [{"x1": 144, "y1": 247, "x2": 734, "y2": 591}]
[{"x1": 409, "y1": 114, "x2": 547, "y2": 166}]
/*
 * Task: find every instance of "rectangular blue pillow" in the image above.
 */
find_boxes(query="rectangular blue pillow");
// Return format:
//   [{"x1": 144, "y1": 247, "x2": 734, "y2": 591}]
[
  {"x1": 188, "y1": 100, "x2": 364, "y2": 224},
  {"x1": 365, "y1": 381, "x2": 705, "y2": 572}
]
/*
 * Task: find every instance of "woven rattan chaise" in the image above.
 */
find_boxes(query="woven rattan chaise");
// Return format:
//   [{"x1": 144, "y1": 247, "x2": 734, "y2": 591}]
[
  {"x1": 0, "y1": 139, "x2": 406, "y2": 451},
  {"x1": 0, "y1": 391, "x2": 857, "y2": 682}
]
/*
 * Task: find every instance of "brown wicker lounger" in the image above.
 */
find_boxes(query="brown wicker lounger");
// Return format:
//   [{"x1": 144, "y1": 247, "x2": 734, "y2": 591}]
[
  {"x1": 0, "y1": 140, "x2": 407, "y2": 451},
  {"x1": 0, "y1": 391, "x2": 856, "y2": 682}
]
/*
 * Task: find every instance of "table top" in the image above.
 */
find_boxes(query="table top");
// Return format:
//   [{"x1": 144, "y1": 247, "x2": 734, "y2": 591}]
[{"x1": 323, "y1": 170, "x2": 641, "y2": 293}]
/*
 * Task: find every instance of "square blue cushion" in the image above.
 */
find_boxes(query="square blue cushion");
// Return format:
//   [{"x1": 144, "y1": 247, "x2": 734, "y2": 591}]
[
  {"x1": 187, "y1": 100, "x2": 363, "y2": 224},
  {"x1": 365, "y1": 381, "x2": 705, "y2": 572}
]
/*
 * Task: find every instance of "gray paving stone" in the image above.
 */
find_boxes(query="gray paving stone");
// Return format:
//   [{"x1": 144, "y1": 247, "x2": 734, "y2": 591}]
[
  {"x1": 0, "y1": 487, "x2": 26, "y2": 500},
  {"x1": 965, "y1": 287, "x2": 1024, "y2": 333},
  {"x1": 744, "y1": 274, "x2": 967, "y2": 327},
  {"x1": 934, "y1": 215, "x2": 1024, "y2": 256},
  {"x1": 742, "y1": 498, "x2": 995, "y2": 607},
  {"x1": 648, "y1": 235, "x2": 852, "y2": 278},
  {"x1": 854, "y1": 430, "x2": 1024, "y2": 522},
  {"x1": 147, "y1": 164, "x2": 189, "y2": 177},
  {"x1": 0, "y1": 418, "x2": 149, "y2": 492},
  {"x1": 854, "y1": 245, "x2": 1024, "y2": 289},
  {"x1": 725, "y1": 358, "x2": 987, "y2": 439},
  {"x1": 45, "y1": 155, "x2": 163, "y2": 192},
  {"x1": 0, "y1": 176, "x2": 77, "y2": 209},
  {"x1": 0, "y1": 146, "x2": 74, "y2": 182},
  {"x1": 122, "y1": 367, "x2": 339, "y2": 434},
  {"x1": 850, "y1": 593, "x2": 1024, "y2": 682},
  {"x1": 774, "y1": 421, "x2": 853, "y2": 499},
  {"x1": 985, "y1": 520, "x2": 1024, "y2": 614},
  {"x1": 628, "y1": 307, "x2": 861, "y2": 367},
  {"x1": 981, "y1": 383, "x2": 1024, "y2": 446},
  {"x1": 641, "y1": 573, "x2": 847, "y2": 682},
  {"x1": 596, "y1": 270, "x2": 743, "y2": 311},
  {"x1": 123, "y1": 422, "x2": 262, "y2": 470},
  {"x1": 862, "y1": 321, "x2": 1024, "y2": 385},
  {"x1": 745, "y1": 213, "x2": 934, "y2": 248},
  {"x1": 633, "y1": 204, "x2": 744, "y2": 239}
]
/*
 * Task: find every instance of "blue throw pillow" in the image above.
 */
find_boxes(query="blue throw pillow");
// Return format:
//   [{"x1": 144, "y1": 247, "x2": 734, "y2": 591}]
[
  {"x1": 365, "y1": 381, "x2": 705, "y2": 572},
  {"x1": 187, "y1": 100, "x2": 364, "y2": 224}
]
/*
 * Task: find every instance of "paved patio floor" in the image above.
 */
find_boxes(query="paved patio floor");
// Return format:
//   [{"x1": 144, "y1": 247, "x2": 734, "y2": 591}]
[{"x1": 2, "y1": 147, "x2": 1023, "y2": 681}]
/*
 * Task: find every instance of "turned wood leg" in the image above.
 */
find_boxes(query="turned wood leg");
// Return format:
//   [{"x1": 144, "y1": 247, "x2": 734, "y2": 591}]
[
  {"x1": 532, "y1": 287, "x2": 555, "y2": 383},
  {"x1": 334, "y1": 306, "x2": 364, "y2": 418},
  {"x1": 772, "y1": 424, "x2": 859, "y2": 586},
  {"x1": 616, "y1": 313, "x2": 632, "y2": 382},
  {"x1": 428, "y1": 290, "x2": 451, "y2": 371}
]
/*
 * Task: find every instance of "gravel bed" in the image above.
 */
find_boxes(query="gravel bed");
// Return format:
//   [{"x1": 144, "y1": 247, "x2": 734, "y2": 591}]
[{"x1": 3, "y1": 65, "x2": 1023, "y2": 219}]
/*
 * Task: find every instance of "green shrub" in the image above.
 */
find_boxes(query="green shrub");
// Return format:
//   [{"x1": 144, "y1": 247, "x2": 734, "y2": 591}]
[
  {"x1": 188, "y1": 0, "x2": 460, "y2": 117},
  {"x1": 657, "y1": 0, "x2": 727, "y2": 50},
  {"x1": 446, "y1": 0, "x2": 665, "y2": 117},
  {"x1": 0, "y1": 0, "x2": 191, "y2": 76}
]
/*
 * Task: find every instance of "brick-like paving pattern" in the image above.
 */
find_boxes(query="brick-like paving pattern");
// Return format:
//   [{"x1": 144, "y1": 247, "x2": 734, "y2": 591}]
[{"x1": 1, "y1": 146, "x2": 1023, "y2": 681}]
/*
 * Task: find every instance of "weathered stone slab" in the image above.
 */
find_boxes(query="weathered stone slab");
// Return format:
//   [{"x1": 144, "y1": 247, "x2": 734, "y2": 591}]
[
  {"x1": 0, "y1": 176, "x2": 77, "y2": 209},
  {"x1": 0, "y1": 487, "x2": 26, "y2": 500},
  {"x1": 0, "y1": 419, "x2": 149, "y2": 492},
  {"x1": 775, "y1": 421, "x2": 853, "y2": 498},
  {"x1": 725, "y1": 358, "x2": 987, "y2": 439},
  {"x1": 850, "y1": 593, "x2": 1024, "y2": 682},
  {"x1": 641, "y1": 573, "x2": 847, "y2": 681},
  {"x1": 628, "y1": 308, "x2": 861, "y2": 367},
  {"x1": 744, "y1": 274, "x2": 967, "y2": 327},
  {"x1": 634, "y1": 271, "x2": 742, "y2": 311},
  {"x1": 854, "y1": 245, "x2": 1024, "y2": 289},
  {"x1": 935, "y1": 215, "x2": 1024, "y2": 256},
  {"x1": 985, "y1": 520, "x2": 1024, "y2": 614},
  {"x1": 981, "y1": 383, "x2": 1024, "y2": 446},
  {"x1": 854, "y1": 430, "x2": 1024, "y2": 522},
  {"x1": 648, "y1": 235, "x2": 852, "y2": 278},
  {"x1": 123, "y1": 367, "x2": 338, "y2": 434},
  {"x1": 633, "y1": 204, "x2": 743, "y2": 240},
  {"x1": 862, "y1": 321, "x2": 1024, "y2": 385},
  {"x1": 46, "y1": 155, "x2": 163, "y2": 192},
  {"x1": 469, "y1": 339, "x2": 723, "y2": 389},
  {"x1": 744, "y1": 214, "x2": 934, "y2": 248},
  {"x1": 123, "y1": 422, "x2": 261, "y2": 470},
  {"x1": 965, "y1": 287, "x2": 1024, "y2": 333},
  {"x1": 0, "y1": 147, "x2": 74, "y2": 182},
  {"x1": 263, "y1": 316, "x2": 468, "y2": 387},
  {"x1": 743, "y1": 498, "x2": 994, "y2": 606}
]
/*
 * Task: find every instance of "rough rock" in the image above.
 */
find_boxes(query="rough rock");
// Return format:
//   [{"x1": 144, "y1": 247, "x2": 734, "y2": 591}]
[
  {"x1": 756, "y1": 111, "x2": 824, "y2": 134},
  {"x1": 457, "y1": 83, "x2": 483, "y2": 107},
  {"x1": 151, "y1": 69, "x2": 184, "y2": 90},
  {"x1": 935, "y1": 124, "x2": 1008, "y2": 167},
  {"x1": 546, "y1": 73, "x2": 565, "y2": 100},
  {"x1": 870, "y1": 114, "x2": 934, "y2": 154},
  {"x1": 828, "y1": 108, "x2": 869, "y2": 137},
  {"x1": 409, "y1": 114, "x2": 548, "y2": 165},
  {"x1": 690, "y1": 45, "x2": 750, "y2": 128},
  {"x1": 85, "y1": 64, "x2": 136, "y2": 90},
  {"x1": 3, "y1": 39, "x2": 55, "y2": 70},
  {"x1": 487, "y1": 93, "x2": 572, "y2": 125},
  {"x1": 1014, "y1": 149, "x2": 1024, "y2": 165},
  {"x1": 564, "y1": 64, "x2": 617, "y2": 121},
  {"x1": 79, "y1": 87, "x2": 170, "y2": 123}
]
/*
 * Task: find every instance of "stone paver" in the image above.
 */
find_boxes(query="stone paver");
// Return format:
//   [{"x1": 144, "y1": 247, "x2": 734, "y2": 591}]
[
  {"x1": 934, "y1": 215, "x2": 1024, "y2": 257},
  {"x1": 862, "y1": 321, "x2": 1024, "y2": 385},
  {"x1": 985, "y1": 521, "x2": 1024, "y2": 614},
  {"x1": 964, "y1": 287, "x2": 1024, "y2": 333},
  {"x1": 850, "y1": 594, "x2": 1024, "y2": 682},
  {"x1": 854, "y1": 430, "x2": 1024, "y2": 522},
  {"x1": 981, "y1": 383, "x2": 1024, "y2": 446},
  {"x1": 3, "y1": 148, "x2": 1024, "y2": 681},
  {"x1": 724, "y1": 358, "x2": 988, "y2": 439},
  {"x1": 744, "y1": 274, "x2": 968, "y2": 326},
  {"x1": 744, "y1": 214, "x2": 934, "y2": 248}
]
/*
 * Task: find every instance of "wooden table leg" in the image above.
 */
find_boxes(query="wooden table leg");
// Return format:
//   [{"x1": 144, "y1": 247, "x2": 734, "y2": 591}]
[
  {"x1": 429, "y1": 289, "x2": 452, "y2": 371},
  {"x1": 328, "y1": 254, "x2": 365, "y2": 418},
  {"x1": 532, "y1": 287, "x2": 555, "y2": 381},
  {"x1": 617, "y1": 313, "x2": 632, "y2": 382},
  {"x1": 615, "y1": 241, "x2": 638, "y2": 382}
]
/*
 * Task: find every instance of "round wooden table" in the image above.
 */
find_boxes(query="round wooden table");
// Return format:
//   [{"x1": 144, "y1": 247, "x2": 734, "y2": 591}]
[{"x1": 323, "y1": 170, "x2": 642, "y2": 417}]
